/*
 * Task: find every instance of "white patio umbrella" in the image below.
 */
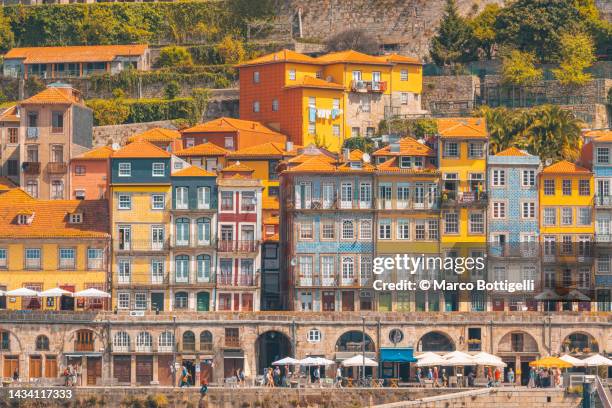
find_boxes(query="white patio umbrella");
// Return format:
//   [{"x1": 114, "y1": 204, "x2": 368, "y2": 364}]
[
  {"x1": 314, "y1": 357, "x2": 335, "y2": 366},
  {"x1": 474, "y1": 352, "x2": 503, "y2": 361},
  {"x1": 0, "y1": 290, "x2": 5, "y2": 296},
  {"x1": 559, "y1": 354, "x2": 586, "y2": 367},
  {"x1": 416, "y1": 352, "x2": 439, "y2": 360},
  {"x1": 299, "y1": 356, "x2": 322, "y2": 366},
  {"x1": 417, "y1": 354, "x2": 448, "y2": 367},
  {"x1": 582, "y1": 354, "x2": 612, "y2": 367},
  {"x1": 6, "y1": 288, "x2": 39, "y2": 297},
  {"x1": 442, "y1": 351, "x2": 474, "y2": 361},
  {"x1": 534, "y1": 289, "x2": 561, "y2": 301},
  {"x1": 72, "y1": 288, "x2": 110, "y2": 298},
  {"x1": 444, "y1": 354, "x2": 477, "y2": 366},
  {"x1": 472, "y1": 353, "x2": 506, "y2": 367},
  {"x1": 341, "y1": 354, "x2": 378, "y2": 367},
  {"x1": 39, "y1": 287, "x2": 72, "y2": 297},
  {"x1": 272, "y1": 357, "x2": 299, "y2": 365},
  {"x1": 563, "y1": 290, "x2": 591, "y2": 302}
]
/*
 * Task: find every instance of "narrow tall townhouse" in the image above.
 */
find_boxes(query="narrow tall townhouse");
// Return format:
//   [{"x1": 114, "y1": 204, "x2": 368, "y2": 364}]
[
  {"x1": 585, "y1": 130, "x2": 612, "y2": 311},
  {"x1": 438, "y1": 118, "x2": 488, "y2": 312},
  {"x1": 279, "y1": 148, "x2": 376, "y2": 312},
  {"x1": 487, "y1": 147, "x2": 541, "y2": 312},
  {"x1": 110, "y1": 140, "x2": 172, "y2": 312},
  {"x1": 238, "y1": 49, "x2": 423, "y2": 152},
  {"x1": 372, "y1": 137, "x2": 440, "y2": 312},
  {"x1": 539, "y1": 161, "x2": 595, "y2": 312},
  {"x1": 0, "y1": 106, "x2": 20, "y2": 185},
  {"x1": 69, "y1": 145, "x2": 113, "y2": 200}
]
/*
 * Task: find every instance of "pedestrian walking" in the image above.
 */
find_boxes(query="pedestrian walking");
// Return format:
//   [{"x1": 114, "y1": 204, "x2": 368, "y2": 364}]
[
  {"x1": 180, "y1": 364, "x2": 191, "y2": 387},
  {"x1": 507, "y1": 368, "x2": 515, "y2": 385},
  {"x1": 335, "y1": 366, "x2": 343, "y2": 388}
]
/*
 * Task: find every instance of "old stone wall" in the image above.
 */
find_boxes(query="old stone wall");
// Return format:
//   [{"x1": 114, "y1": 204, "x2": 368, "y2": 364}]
[
  {"x1": 93, "y1": 120, "x2": 177, "y2": 147},
  {"x1": 421, "y1": 75, "x2": 480, "y2": 115}
]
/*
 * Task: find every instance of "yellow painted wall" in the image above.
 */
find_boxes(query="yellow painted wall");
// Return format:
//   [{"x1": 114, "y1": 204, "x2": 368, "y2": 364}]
[
  {"x1": 389, "y1": 63, "x2": 423, "y2": 93},
  {"x1": 226, "y1": 159, "x2": 279, "y2": 200},
  {"x1": 301, "y1": 88, "x2": 345, "y2": 152},
  {"x1": 284, "y1": 62, "x2": 320, "y2": 85}
]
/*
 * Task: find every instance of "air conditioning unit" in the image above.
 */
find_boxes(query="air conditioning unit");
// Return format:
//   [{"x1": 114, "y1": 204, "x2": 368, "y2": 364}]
[{"x1": 129, "y1": 310, "x2": 145, "y2": 317}]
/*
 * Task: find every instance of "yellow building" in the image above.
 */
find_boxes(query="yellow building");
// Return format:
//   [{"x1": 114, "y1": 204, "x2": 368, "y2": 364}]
[
  {"x1": 238, "y1": 49, "x2": 423, "y2": 152},
  {"x1": 0, "y1": 188, "x2": 110, "y2": 311},
  {"x1": 109, "y1": 141, "x2": 173, "y2": 312},
  {"x1": 539, "y1": 161, "x2": 595, "y2": 311},
  {"x1": 438, "y1": 118, "x2": 488, "y2": 312}
]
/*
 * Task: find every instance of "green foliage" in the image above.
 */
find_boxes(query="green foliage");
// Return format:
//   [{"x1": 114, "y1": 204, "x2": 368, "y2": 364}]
[
  {"x1": 552, "y1": 32, "x2": 596, "y2": 86},
  {"x1": 468, "y1": 4, "x2": 500, "y2": 59},
  {"x1": 378, "y1": 118, "x2": 438, "y2": 139},
  {"x1": 215, "y1": 35, "x2": 246, "y2": 65},
  {"x1": 164, "y1": 81, "x2": 180, "y2": 100},
  {"x1": 0, "y1": 9, "x2": 14, "y2": 53},
  {"x1": 87, "y1": 98, "x2": 130, "y2": 126},
  {"x1": 157, "y1": 46, "x2": 193, "y2": 68},
  {"x1": 87, "y1": 97, "x2": 196, "y2": 125},
  {"x1": 429, "y1": 0, "x2": 476, "y2": 66},
  {"x1": 190, "y1": 87, "x2": 210, "y2": 124},
  {"x1": 501, "y1": 50, "x2": 543, "y2": 87},
  {"x1": 342, "y1": 137, "x2": 375, "y2": 153},
  {"x1": 24, "y1": 77, "x2": 46, "y2": 97}
]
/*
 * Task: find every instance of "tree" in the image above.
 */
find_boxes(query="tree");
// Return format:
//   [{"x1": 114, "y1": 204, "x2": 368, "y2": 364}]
[
  {"x1": 79, "y1": 6, "x2": 119, "y2": 45},
  {"x1": 552, "y1": 32, "x2": 596, "y2": 86},
  {"x1": 429, "y1": 0, "x2": 476, "y2": 66},
  {"x1": 501, "y1": 50, "x2": 543, "y2": 87},
  {"x1": 472, "y1": 106, "x2": 517, "y2": 154},
  {"x1": 215, "y1": 35, "x2": 246, "y2": 65},
  {"x1": 87, "y1": 99, "x2": 130, "y2": 126},
  {"x1": 325, "y1": 28, "x2": 379, "y2": 55},
  {"x1": 164, "y1": 81, "x2": 180, "y2": 100},
  {"x1": 468, "y1": 4, "x2": 500, "y2": 59},
  {"x1": 342, "y1": 137, "x2": 375, "y2": 153},
  {"x1": 157, "y1": 46, "x2": 193, "y2": 68},
  {"x1": 0, "y1": 9, "x2": 14, "y2": 53},
  {"x1": 378, "y1": 118, "x2": 437, "y2": 139},
  {"x1": 190, "y1": 87, "x2": 210, "y2": 124}
]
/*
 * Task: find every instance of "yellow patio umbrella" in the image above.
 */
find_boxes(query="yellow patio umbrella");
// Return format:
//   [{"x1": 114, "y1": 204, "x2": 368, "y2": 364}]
[{"x1": 529, "y1": 356, "x2": 572, "y2": 369}]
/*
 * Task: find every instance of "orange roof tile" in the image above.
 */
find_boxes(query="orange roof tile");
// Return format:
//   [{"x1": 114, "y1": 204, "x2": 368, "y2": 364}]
[
  {"x1": 237, "y1": 49, "x2": 319, "y2": 67},
  {"x1": 127, "y1": 128, "x2": 181, "y2": 143},
  {"x1": 74, "y1": 146, "x2": 114, "y2": 160},
  {"x1": 174, "y1": 142, "x2": 229, "y2": 157},
  {"x1": 112, "y1": 140, "x2": 171, "y2": 159},
  {"x1": 592, "y1": 130, "x2": 612, "y2": 142},
  {"x1": 315, "y1": 50, "x2": 391, "y2": 65},
  {"x1": 542, "y1": 160, "x2": 591, "y2": 174},
  {"x1": 0, "y1": 176, "x2": 17, "y2": 191},
  {"x1": 221, "y1": 161, "x2": 254, "y2": 173},
  {"x1": 437, "y1": 117, "x2": 488, "y2": 139},
  {"x1": 285, "y1": 76, "x2": 344, "y2": 90},
  {"x1": 183, "y1": 117, "x2": 284, "y2": 137},
  {"x1": 172, "y1": 166, "x2": 216, "y2": 177},
  {"x1": 0, "y1": 106, "x2": 19, "y2": 122},
  {"x1": 5, "y1": 44, "x2": 148, "y2": 64},
  {"x1": 0, "y1": 189, "x2": 109, "y2": 239},
  {"x1": 227, "y1": 142, "x2": 293, "y2": 158},
  {"x1": 495, "y1": 147, "x2": 531, "y2": 157},
  {"x1": 21, "y1": 86, "x2": 83, "y2": 105},
  {"x1": 286, "y1": 156, "x2": 339, "y2": 173},
  {"x1": 372, "y1": 137, "x2": 433, "y2": 157},
  {"x1": 287, "y1": 152, "x2": 336, "y2": 164},
  {"x1": 262, "y1": 196, "x2": 280, "y2": 210},
  {"x1": 376, "y1": 53, "x2": 422, "y2": 65}
]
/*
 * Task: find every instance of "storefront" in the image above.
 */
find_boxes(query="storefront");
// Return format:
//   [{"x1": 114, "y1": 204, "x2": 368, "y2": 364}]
[
  {"x1": 64, "y1": 352, "x2": 103, "y2": 386},
  {"x1": 379, "y1": 348, "x2": 417, "y2": 382},
  {"x1": 223, "y1": 350, "x2": 244, "y2": 379}
]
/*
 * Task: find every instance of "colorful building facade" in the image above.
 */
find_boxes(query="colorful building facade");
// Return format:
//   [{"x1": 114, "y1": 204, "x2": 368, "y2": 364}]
[{"x1": 69, "y1": 145, "x2": 113, "y2": 200}]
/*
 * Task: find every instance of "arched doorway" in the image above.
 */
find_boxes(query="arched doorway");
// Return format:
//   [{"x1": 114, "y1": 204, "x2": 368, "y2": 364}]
[
  {"x1": 417, "y1": 331, "x2": 455, "y2": 352},
  {"x1": 335, "y1": 331, "x2": 376, "y2": 379},
  {"x1": 562, "y1": 332, "x2": 599, "y2": 354},
  {"x1": 498, "y1": 331, "x2": 540, "y2": 385},
  {"x1": 256, "y1": 331, "x2": 292, "y2": 377}
]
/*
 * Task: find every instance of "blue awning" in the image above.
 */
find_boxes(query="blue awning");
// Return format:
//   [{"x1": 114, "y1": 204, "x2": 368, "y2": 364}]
[{"x1": 379, "y1": 348, "x2": 416, "y2": 363}]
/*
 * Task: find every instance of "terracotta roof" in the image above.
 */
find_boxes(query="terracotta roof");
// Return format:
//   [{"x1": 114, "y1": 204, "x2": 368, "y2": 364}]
[
  {"x1": 262, "y1": 196, "x2": 280, "y2": 210},
  {"x1": 495, "y1": 147, "x2": 531, "y2": 157},
  {"x1": 315, "y1": 50, "x2": 391, "y2": 65},
  {"x1": 237, "y1": 49, "x2": 319, "y2": 67},
  {"x1": 372, "y1": 137, "x2": 433, "y2": 156},
  {"x1": 227, "y1": 142, "x2": 294, "y2": 158},
  {"x1": 376, "y1": 53, "x2": 422, "y2": 65},
  {"x1": 171, "y1": 166, "x2": 216, "y2": 177},
  {"x1": 376, "y1": 157, "x2": 438, "y2": 174},
  {"x1": 437, "y1": 117, "x2": 488, "y2": 139},
  {"x1": 285, "y1": 76, "x2": 344, "y2": 90},
  {"x1": 183, "y1": 117, "x2": 284, "y2": 137},
  {"x1": 127, "y1": 128, "x2": 181, "y2": 143},
  {"x1": 5, "y1": 44, "x2": 148, "y2": 64},
  {"x1": 174, "y1": 142, "x2": 229, "y2": 157},
  {"x1": 592, "y1": 130, "x2": 612, "y2": 142},
  {"x1": 286, "y1": 156, "x2": 338, "y2": 173},
  {"x1": 0, "y1": 189, "x2": 109, "y2": 238},
  {"x1": 287, "y1": 152, "x2": 336, "y2": 164},
  {"x1": 21, "y1": 86, "x2": 82, "y2": 105},
  {"x1": 0, "y1": 176, "x2": 17, "y2": 191},
  {"x1": 112, "y1": 140, "x2": 171, "y2": 159},
  {"x1": 337, "y1": 161, "x2": 375, "y2": 172},
  {"x1": 74, "y1": 146, "x2": 114, "y2": 160},
  {"x1": 541, "y1": 160, "x2": 591, "y2": 174},
  {"x1": 0, "y1": 106, "x2": 19, "y2": 122},
  {"x1": 347, "y1": 149, "x2": 366, "y2": 161},
  {"x1": 221, "y1": 161, "x2": 254, "y2": 173}
]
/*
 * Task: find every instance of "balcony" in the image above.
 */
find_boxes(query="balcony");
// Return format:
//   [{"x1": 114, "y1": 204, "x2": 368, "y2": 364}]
[
  {"x1": 237, "y1": 274, "x2": 256, "y2": 286},
  {"x1": 217, "y1": 240, "x2": 259, "y2": 253},
  {"x1": 225, "y1": 336, "x2": 240, "y2": 348},
  {"x1": 441, "y1": 191, "x2": 487, "y2": 207},
  {"x1": 350, "y1": 80, "x2": 387, "y2": 93},
  {"x1": 378, "y1": 198, "x2": 439, "y2": 210},
  {"x1": 114, "y1": 240, "x2": 170, "y2": 253},
  {"x1": 595, "y1": 195, "x2": 612, "y2": 208},
  {"x1": 47, "y1": 162, "x2": 67, "y2": 174},
  {"x1": 217, "y1": 274, "x2": 256, "y2": 287},
  {"x1": 22, "y1": 162, "x2": 41, "y2": 175},
  {"x1": 596, "y1": 234, "x2": 612, "y2": 243},
  {"x1": 26, "y1": 127, "x2": 39, "y2": 139},
  {"x1": 489, "y1": 243, "x2": 539, "y2": 258}
]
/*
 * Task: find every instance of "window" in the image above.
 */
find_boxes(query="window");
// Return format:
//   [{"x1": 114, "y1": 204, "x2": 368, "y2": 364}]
[
  {"x1": 597, "y1": 147, "x2": 609, "y2": 164},
  {"x1": 118, "y1": 194, "x2": 131, "y2": 210},
  {"x1": 118, "y1": 259, "x2": 131, "y2": 283},
  {"x1": 332, "y1": 125, "x2": 340, "y2": 136},
  {"x1": 428, "y1": 219, "x2": 439, "y2": 240},
  {"x1": 24, "y1": 180, "x2": 38, "y2": 198},
  {"x1": 175, "y1": 187, "x2": 188, "y2": 209},
  {"x1": 136, "y1": 332, "x2": 153, "y2": 351},
  {"x1": 200, "y1": 331, "x2": 213, "y2": 351},
  {"x1": 399, "y1": 156, "x2": 412, "y2": 168},
  {"x1": 224, "y1": 137, "x2": 234, "y2": 150},
  {"x1": 579, "y1": 179, "x2": 590, "y2": 196},
  {"x1": 468, "y1": 142, "x2": 484, "y2": 158},
  {"x1": 400, "y1": 92, "x2": 408, "y2": 104},
  {"x1": 307, "y1": 329, "x2": 321, "y2": 342},
  {"x1": 75, "y1": 165, "x2": 86, "y2": 176},
  {"x1": 351, "y1": 127, "x2": 360, "y2": 137},
  {"x1": 400, "y1": 70, "x2": 408, "y2": 81},
  {"x1": 221, "y1": 191, "x2": 233, "y2": 211},
  {"x1": 562, "y1": 179, "x2": 572, "y2": 195},
  {"x1": 543, "y1": 179, "x2": 555, "y2": 195},
  {"x1": 469, "y1": 212, "x2": 484, "y2": 234},
  {"x1": 25, "y1": 248, "x2": 41, "y2": 269},
  {"x1": 151, "y1": 259, "x2": 164, "y2": 284},
  {"x1": 175, "y1": 218, "x2": 190, "y2": 246},
  {"x1": 197, "y1": 218, "x2": 211, "y2": 244},
  {"x1": 253, "y1": 101, "x2": 260, "y2": 112},
  {"x1": 69, "y1": 213, "x2": 82, "y2": 223},
  {"x1": 51, "y1": 180, "x2": 63, "y2": 199},
  {"x1": 175, "y1": 255, "x2": 189, "y2": 283},
  {"x1": 7, "y1": 128, "x2": 18, "y2": 144},
  {"x1": 598, "y1": 254, "x2": 610, "y2": 274},
  {"x1": 561, "y1": 208, "x2": 573, "y2": 225},
  {"x1": 359, "y1": 220, "x2": 372, "y2": 240},
  {"x1": 158, "y1": 332, "x2": 174, "y2": 352},
  {"x1": 0, "y1": 249, "x2": 6, "y2": 269},
  {"x1": 299, "y1": 222, "x2": 313, "y2": 240},
  {"x1": 59, "y1": 248, "x2": 75, "y2": 269},
  {"x1": 492, "y1": 170, "x2": 506, "y2": 186},
  {"x1": 113, "y1": 332, "x2": 130, "y2": 351},
  {"x1": 151, "y1": 194, "x2": 165, "y2": 210},
  {"x1": 134, "y1": 293, "x2": 147, "y2": 310},
  {"x1": 299, "y1": 256, "x2": 313, "y2": 281},
  {"x1": 152, "y1": 162, "x2": 165, "y2": 177},
  {"x1": 118, "y1": 162, "x2": 131, "y2": 177},
  {"x1": 35, "y1": 335, "x2": 49, "y2": 351},
  {"x1": 241, "y1": 191, "x2": 256, "y2": 212},
  {"x1": 342, "y1": 256, "x2": 354, "y2": 281},
  {"x1": 197, "y1": 255, "x2": 211, "y2": 282},
  {"x1": 253, "y1": 71, "x2": 260, "y2": 83},
  {"x1": 272, "y1": 99, "x2": 279, "y2": 111},
  {"x1": 444, "y1": 213, "x2": 458, "y2": 234},
  {"x1": 415, "y1": 221, "x2": 426, "y2": 240},
  {"x1": 492, "y1": 202, "x2": 506, "y2": 219},
  {"x1": 51, "y1": 112, "x2": 63, "y2": 133},
  {"x1": 359, "y1": 183, "x2": 372, "y2": 205},
  {"x1": 0, "y1": 331, "x2": 9, "y2": 350},
  {"x1": 378, "y1": 220, "x2": 391, "y2": 239},
  {"x1": 8, "y1": 160, "x2": 18, "y2": 176},
  {"x1": 443, "y1": 142, "x2": 458, "y2": 157},
  {"x1": 197, "y1": 187, "x2": 210, "y2": 209},
  {"x1": 342, "y1": 220, "x2": 354, "y2": 239},
  {"x1": 522, "y1": 202, "x2": 535, "y2": 218},
  {"x1": 578, "y1": 207, "x2": 591, "y2": 225},
  {"x1": 543, "y1": 208, "x2": 556, "y2": 225},
  {"x1": 182, "y1": 331, "x2": 195, "y2": 351},
  {"x1": 522, "y1": 170, "x2": 536, "y2": 186},
  {"x1": 289, "y1": 69, "x2": 296, "y2": 80},
  {"x1": 398, "y1": 220, "x2": 410, "y2": 239},
  {"x1": 118, "y1": 293, "x2": 130, "y2": 309}
]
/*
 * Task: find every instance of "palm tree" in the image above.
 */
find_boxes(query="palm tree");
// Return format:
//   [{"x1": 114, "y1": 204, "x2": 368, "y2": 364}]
[{"x1": 473, "y1": 106, "x2": 516, "y2": 154}]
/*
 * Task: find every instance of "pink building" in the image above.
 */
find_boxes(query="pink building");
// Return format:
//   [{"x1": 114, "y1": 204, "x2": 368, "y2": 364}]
[{"x1": 69, "y1": 146, "x2": 112, "y2": 200}]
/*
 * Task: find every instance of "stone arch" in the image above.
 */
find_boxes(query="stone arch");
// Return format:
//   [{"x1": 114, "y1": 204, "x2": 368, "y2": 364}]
[
  {"x1": 182, "y1": 330, "x2": 196, "y2": 352},
  {"x1": 561, "y1": 331, "x2": 599, "y2": 354},
  {"x1": 497, "y1": 330, "x2": 539, "y2": 353},
  {"x1": 416, "y1": 331, "x2": 455, "y2": 352},
  {"x1": 335, "y1": 330, "x2": 376, "y2": 353},
  {"x1": 256, "y1": 331, "x2": 292, "y2": 374}
]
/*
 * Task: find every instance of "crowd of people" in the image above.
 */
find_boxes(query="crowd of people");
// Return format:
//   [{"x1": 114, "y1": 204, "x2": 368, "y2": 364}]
[
  {"x1": 62, "y1": 363, "x2": 82, "y2": 386},
  {"x1": 527, "y1": 367, "x2": 563, "y2": 388}
]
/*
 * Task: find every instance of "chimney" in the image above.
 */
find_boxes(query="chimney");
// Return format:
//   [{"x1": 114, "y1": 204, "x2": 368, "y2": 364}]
[
  {"x1": 342, "y1": 148, "x2": 350, "y2": 161},
  {"x1": 286, "y1": 141, "x2": 293, "y2": 152}
]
